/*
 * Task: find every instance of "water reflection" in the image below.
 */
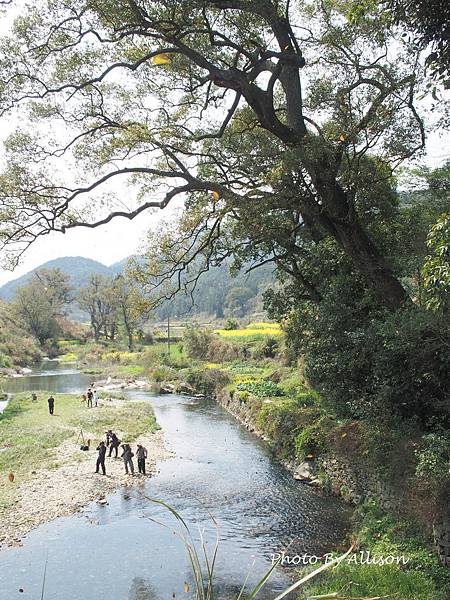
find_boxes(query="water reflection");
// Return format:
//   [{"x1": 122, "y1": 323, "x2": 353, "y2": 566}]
[
  {"x1": 128, "y1": 577, "x2": 160, "y2": 600},
  {"x1": 0, "y1": 361, "x2": 91, "y2": 395}
]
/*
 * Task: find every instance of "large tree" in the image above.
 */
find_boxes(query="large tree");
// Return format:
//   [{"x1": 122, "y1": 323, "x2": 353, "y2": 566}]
[
  {"x1": 0, "y1": 0, "x2": 440, "y2": 309},
  {"x1": 11, "y1": 268, "x2": 72, "y2": 345},
  {"x1": 113, "y1": 273, "x2": 148, "y2": 350},
  {"x1": 78, "y1": 274, "x2": 118, "y2": 341}
]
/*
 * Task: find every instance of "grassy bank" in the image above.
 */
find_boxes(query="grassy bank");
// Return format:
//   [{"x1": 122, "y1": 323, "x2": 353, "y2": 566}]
[
  {"x1": 301, "y1": 502, "x2": 450, "y2": 600},
  {"x1": 0, "y1": 392, "x2": 158, "y2": 511}
]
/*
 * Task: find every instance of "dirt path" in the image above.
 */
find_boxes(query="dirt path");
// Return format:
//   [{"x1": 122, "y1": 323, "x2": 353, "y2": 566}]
[{"x1": 0, "y1": 404, "x2": 174, "y2": 549}]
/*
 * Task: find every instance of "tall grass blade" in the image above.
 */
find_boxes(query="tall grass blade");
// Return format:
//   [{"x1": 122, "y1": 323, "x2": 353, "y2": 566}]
[{"x1": 40, "y1": 553, "x2": 48, "y2": 600}]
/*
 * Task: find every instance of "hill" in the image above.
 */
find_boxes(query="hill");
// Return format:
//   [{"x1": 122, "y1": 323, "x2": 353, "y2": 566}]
[
  {"x1": 0, "y1": 257, "x2": 119, "y2": 301},
  {"x1": 0, "y1": 255, "x2": 276, "y2": 321}
]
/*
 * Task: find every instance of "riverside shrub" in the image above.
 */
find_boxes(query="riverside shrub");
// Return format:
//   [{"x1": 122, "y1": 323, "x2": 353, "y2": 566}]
[
  {"x1": 236, "y1": 379, "x2": 284, "y2": 397},
  {"x1": 285, "y1": 290, "x2": 450, "y2": 426},
  {"x1": 184, "y1": 367, "x2": 230, "y2": 395}
]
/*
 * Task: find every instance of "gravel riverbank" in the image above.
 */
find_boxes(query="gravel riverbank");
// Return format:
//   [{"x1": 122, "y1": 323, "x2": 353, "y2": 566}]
[{"x1": 0, "y1": 394, "x2": 174, "y2": 550}]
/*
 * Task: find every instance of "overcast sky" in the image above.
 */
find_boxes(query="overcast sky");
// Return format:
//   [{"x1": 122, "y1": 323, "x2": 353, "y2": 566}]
[{"x1": 0, "y1": 3, "x2": 448, "y2": 288}]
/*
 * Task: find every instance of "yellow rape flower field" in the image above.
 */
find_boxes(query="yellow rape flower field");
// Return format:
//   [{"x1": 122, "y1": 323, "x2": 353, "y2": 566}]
[{"x1": 214, "y1": 322, "x2": 282, "y2": 342}]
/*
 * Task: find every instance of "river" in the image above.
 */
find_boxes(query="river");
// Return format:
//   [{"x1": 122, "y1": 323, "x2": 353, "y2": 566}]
[{"x1": 0, "y1": 364, "x2": 350, "y2": 600}]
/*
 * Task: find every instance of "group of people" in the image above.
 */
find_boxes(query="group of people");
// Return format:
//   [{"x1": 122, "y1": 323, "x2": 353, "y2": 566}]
[
  {"x1": 96, "y1": 429, "x2": 148, "y2": 476},
  {"x1": 41, "y1": 388, "x2": 150, "y2": 479}
]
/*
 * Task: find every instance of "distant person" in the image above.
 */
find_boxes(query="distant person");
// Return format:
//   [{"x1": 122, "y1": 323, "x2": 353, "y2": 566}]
[
  {"x1": 121, "y1": 444, "x2": 134, "y2": 475},
  {"x1": 47, "y1": 395, "x2": 55, "y2": 415},
  {"x1": 109, "y1": 432, "x2": 121, "y2": 458},
  {"x1": 31, "y1": 393, "x2": 37, "y2": 402},
  {"x1": 95, "y1": 441, "x2": 107, "y2": 475},
  {"x1": 87, "y1": 388, "x2": 93, "y2": 408},
  {"x1": 136, "y1": 444, "x2": 148, "y2": 475},
  {"x1": 106, "y1": 429, "x2": 113, "y2": 446},
  {"x1": 93, "y1": 389, "x2": 99, "y2": 407}
]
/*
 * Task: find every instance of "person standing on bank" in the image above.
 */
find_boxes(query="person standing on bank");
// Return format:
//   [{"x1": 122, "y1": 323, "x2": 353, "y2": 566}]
[
  {"x1": 47, "y1": 395, "x2": 55, "y2": 415},
  {"x1": 121, "y1": 444, "x2": 134, "y2": 475},
  {"x1": 93, "y1": 389, "x2": 99, "y2": 407},
  {"x1": 87, "y1": 388, "x2": 93, "y2": 408},
  {"x1": 136, "y1": 444, "x2": 148, "y2": 475},
  {"x1": 96, "y1": 441, "x2": 106, "y2": 475}
]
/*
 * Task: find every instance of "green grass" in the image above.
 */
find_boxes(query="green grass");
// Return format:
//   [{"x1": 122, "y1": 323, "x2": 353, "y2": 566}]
[
  {"x1": 302, "y1": 502, "x2": 450, "y2": 600},
  {"x1": 0, "y1": 392, "x2": 159, "y2": 511},
  {"x1": 113, "y1": 364, "x2": 145, "y2": 377},
  {"x1": 301, "y1": 561, "x2": 442, "y2": 600}
]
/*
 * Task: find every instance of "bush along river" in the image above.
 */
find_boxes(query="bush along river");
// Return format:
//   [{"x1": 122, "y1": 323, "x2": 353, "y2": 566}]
[{"x1": 0, "y1": 365, "x2": 350, "y2": 600}]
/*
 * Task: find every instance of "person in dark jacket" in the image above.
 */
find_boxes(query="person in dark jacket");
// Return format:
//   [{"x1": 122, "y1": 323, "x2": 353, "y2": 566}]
[
  {"x1": 108, "y1": 432, "x2": 121, "y2": 458},
  {"x1": 47, "y1": 395, "x2": 55, "y2": 415},
  {"x1": 96, "y1": 441, "x2": 107, "y2": 475},
  {"x1": 136, "y1": 444, "x2": 148, "y2": 475},
  {"x1": 86, "y1": 388, "x2": 93, "y2": 408},
  {"x1": 121, "y1": 444, "x2": 134, "y2": 475}
]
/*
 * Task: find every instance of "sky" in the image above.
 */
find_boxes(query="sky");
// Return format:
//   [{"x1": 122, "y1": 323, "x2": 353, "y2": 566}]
[{"x1": 0, "y1": 3, "x2": 448, "y2": 288}]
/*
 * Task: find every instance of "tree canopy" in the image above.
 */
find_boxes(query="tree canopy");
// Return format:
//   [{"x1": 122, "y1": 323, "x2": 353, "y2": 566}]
[{"x1": 0, "y1": 0, "x2": 443, "y2": 311}]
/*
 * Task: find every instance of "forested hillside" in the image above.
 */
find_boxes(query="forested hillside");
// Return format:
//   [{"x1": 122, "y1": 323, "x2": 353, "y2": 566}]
[
  {"x1": 0, "y1": 256, "x2": 275, "y2": 321},
  {"x1": 0, "y1": 257, "x2": 123, "y2": 301}
]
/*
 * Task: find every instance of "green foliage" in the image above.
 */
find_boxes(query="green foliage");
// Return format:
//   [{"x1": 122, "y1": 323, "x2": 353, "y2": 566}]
[
  {"x1": 415, "y1": 432, "x2": 450, "y2": 482},
  {"x1": 183, "y1": 325, "x2": 214, "y2": 360},
  {"x1": 384, "y1": 0, "x2": 450, "y2": 82},
  {"x1": 236, "y1": 379, "x2": 284, "y2": 397},
  {"x1": 0, "y1": 301, "x2": 42, "y2": 368},
  {"x1": 183, "y1": 325, "x2": 244, "y2": 362},
  {"x1": 251, "y1": 336, "x2": 279, "y2": 359},
  {"x1": 256, "y1": 398, "x2": 322, "y2": 458},
  {"x1": 422, "y1": 213, "x2": 450, "y2": 312},
  {"x1": 356, "y1": 502, "x2": 450, "y2": 592},
  {"x1": 223, "y1": 318, "x2": 240, "y2": 330},
  {"x1": 149, "y1": 365, "x2": 178, "y2": 382},
  {"x1": 304, "y1": 501, "x2": 450, "y2": 599},
  {"x1": 10, "y1": 268, "x2": 72, "y2": 346},
  {"x1": 278, "y1": 283, "x2": 450, "y2": 425},
  {"x1": 183, "y1": 367, "x2": 230, "y2": 396},
  {"x1": 295, "y1": 416, "x2": 333, "y2": 460}
]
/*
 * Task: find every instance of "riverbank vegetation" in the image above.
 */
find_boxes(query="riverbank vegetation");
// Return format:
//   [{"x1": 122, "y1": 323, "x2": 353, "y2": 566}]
[
  {"x1": 302, "y1": 502, "x2": 450, "y2": 599},
  {"x1": 0, "y1": 392, "x2": 158, "y2": 512}
]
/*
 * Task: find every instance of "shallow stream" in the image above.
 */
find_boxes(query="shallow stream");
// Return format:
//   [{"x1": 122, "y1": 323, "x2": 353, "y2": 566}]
[{"x1": 0, "y1": 364, "x2": 350, "y2": 599}]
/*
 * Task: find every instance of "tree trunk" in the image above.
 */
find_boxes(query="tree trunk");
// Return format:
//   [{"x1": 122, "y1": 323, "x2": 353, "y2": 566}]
[
  {"x1": 332, "y1": 217, "x2": 408, "y2": 310},
  {"x1": 127, "y1": 332, "x2": 134, "y2": 352},
  {"x1": 302, "y1": 158, "x2": 409, "y2": 311}
]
